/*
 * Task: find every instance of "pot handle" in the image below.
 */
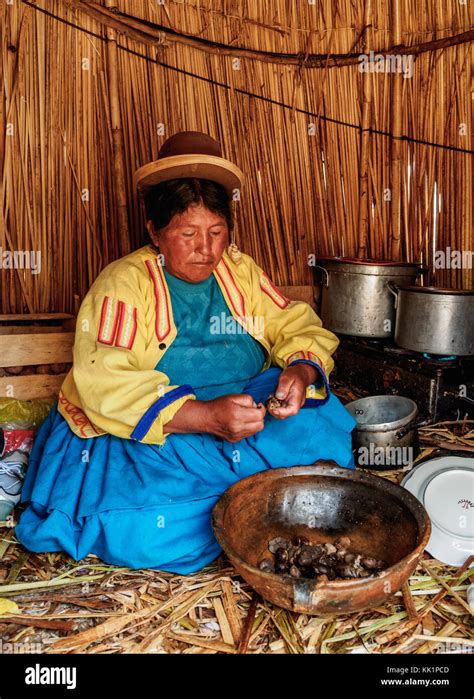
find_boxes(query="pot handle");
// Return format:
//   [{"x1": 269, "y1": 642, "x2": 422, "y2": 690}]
[
  {"x1": 293, "y1": 579, "x2": 313, "y2": 610},
  {"x1": 386, "y1": 280, "x2": 399, "y2": 308},
  {"x1": 396, "y1": 416, "x2": 432, "y2": 440},
  {"x1": 315, "y1": 265, "x2": 329, "y2": 288}
]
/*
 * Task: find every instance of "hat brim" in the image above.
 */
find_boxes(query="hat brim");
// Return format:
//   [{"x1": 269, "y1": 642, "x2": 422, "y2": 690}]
[{"x1": 134, "y1": 154, "x2": 244, "y2": 197}]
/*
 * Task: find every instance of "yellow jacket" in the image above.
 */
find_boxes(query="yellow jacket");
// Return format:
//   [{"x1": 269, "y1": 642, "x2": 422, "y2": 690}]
[{"x1": 58, "y1": 245, "x2": 339, "y2": 444}]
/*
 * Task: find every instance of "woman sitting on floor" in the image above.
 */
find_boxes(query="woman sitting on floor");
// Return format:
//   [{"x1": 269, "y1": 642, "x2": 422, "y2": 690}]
[{"x1": 15, "y1": 131, "x2": 356, "y2": 574}]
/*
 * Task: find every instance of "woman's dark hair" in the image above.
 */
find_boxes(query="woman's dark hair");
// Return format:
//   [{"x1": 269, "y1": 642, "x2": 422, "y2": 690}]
[{"x1": 142, "y1": 178, "x2": 233, "y2": 245}]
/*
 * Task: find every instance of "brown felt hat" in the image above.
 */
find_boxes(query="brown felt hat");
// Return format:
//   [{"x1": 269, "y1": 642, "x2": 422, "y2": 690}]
[{"x1": 134, "y1": 131, "x2": 244, "y2": 196}]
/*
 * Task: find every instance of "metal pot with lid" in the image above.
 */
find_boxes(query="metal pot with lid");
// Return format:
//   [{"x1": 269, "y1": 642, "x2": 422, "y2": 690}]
[
  {"x1": 388, "y1": 285, "x2": 474, "y2": 356},
  {"x1": 315, "y1": 258, "x2": 423, "y2": 338}
]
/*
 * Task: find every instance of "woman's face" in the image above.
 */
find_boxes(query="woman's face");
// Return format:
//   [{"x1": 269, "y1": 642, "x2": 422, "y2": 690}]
[{"x1": 146, "y1": 203, "x2": 229, "y2": 283}]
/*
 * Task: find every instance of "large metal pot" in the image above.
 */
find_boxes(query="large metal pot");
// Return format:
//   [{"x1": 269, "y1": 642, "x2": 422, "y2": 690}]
[
  {"x1": 315, "y1": 258, "x2": 422, "y2": 338},
  {"x1": 389, "y1": 285, "x2": 474, "y2": 356}
]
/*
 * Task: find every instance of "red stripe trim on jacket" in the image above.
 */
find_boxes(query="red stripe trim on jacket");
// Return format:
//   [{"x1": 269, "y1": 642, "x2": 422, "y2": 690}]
[
  {"x1": 259, "y1": 272, "x2": 290, "y2": 309},
  {"x1": 115, "y1": 304, "x2": 138, "y2": 350},
  {"x1": 145, "y1": 259, "x2": 171, "y2": 341},
  {"x1": 214, "y1": 260, "x2": 246, "y2": 317},
  {"x1": 98, "y1": 297, "x2": 120, "y2": 345}
]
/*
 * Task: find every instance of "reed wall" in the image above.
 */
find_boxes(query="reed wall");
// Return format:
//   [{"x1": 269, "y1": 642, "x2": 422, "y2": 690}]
[{"x1": 1, "y1": 0, "x2": 472, "y2": 313}]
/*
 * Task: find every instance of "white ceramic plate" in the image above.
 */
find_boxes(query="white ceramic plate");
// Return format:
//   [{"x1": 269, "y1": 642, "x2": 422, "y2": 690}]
[{"x1": 401, "y1": 455, "x2": 474, "y2": 566}]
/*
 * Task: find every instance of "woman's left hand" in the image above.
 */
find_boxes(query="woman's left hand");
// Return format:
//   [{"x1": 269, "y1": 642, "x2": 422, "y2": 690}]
[{"x1": 268, "y1": 363, "x2": 319, "y2": 419}]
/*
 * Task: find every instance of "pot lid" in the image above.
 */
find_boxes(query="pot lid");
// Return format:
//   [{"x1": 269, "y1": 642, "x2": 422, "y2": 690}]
[
  {"x1": 317, "y1": 257, "x2": 421, "y2": 267},
  {"x1": 398, "y1": 285, "x2": 474, "y2": 295}
]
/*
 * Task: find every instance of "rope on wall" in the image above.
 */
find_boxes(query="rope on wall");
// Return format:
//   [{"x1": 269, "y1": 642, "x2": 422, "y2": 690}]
[{"x1": 20, "y1": 1, "x2": 474, "y2": 156}]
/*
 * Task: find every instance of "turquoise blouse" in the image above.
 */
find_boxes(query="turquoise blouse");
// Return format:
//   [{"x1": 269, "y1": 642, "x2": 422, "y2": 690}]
[{"x1": 155, "y1": 268, "x2": 267, "y2": 400}]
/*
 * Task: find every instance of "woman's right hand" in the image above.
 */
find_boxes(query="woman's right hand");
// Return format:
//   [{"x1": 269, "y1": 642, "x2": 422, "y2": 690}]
[
  {"x1": 163, "y1": 394, "x2": 266, "y2": 442},
  {"x1": 206, "y1": 394, "x2": 266, "y2": 442}
]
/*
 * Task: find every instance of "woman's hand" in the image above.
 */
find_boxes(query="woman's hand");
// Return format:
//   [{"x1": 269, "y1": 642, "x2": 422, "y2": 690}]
[
  {"x1": 268, "y1": 363, "x2": 319, "y2": 419},
  {"x1": 163, "y1": 364, "x2": 319, "y2": 439},
  {"x1": 164, "y1": 394, "x2": 266, "y2": 442},
  {"x1": 206, "y1": 394, "x2": 267, "y2": 442}
]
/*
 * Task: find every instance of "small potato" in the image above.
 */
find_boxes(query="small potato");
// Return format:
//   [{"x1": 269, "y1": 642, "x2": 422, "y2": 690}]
[
  {"x1": 361, "y1": 556, "x2": 378, "y2": 570},
  {"x1": 266, "y1": 395, "x2": 286, "y2": 411},
  {"x1": 268, "y1": 537, "x2": 290, "y2": 553},
  {"x1": 258, "y1": 558, "x2": 275, "y2": 573},
  {"x1": 289, "y1": 565, "x2": 301, "y2": 578},
  {"x1": 324, "y1": 543, "x2": 337, "y2": 555}
]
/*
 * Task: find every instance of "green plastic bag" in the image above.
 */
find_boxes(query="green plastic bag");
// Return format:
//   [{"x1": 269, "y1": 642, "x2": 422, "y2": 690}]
[{"x1": 0, "y1": 397, "x2": 55, "y2": 430}]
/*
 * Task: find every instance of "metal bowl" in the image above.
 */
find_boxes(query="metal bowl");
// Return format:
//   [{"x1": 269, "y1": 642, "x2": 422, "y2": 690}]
[
  {"x1": 212, "y1": 463, "x2": 431, "y2": 616},
  {"x1": 346, "y1": 395, "x2": 418, "y2": 432}
]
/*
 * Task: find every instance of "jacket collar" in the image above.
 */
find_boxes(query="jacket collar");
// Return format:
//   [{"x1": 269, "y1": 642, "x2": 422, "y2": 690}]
[
  {"x1": 213, "y1": 255, "x2": 246, "y2": 318},
  {"x1": 144, "y1": 249, "x2": 247, "y2": 344}
]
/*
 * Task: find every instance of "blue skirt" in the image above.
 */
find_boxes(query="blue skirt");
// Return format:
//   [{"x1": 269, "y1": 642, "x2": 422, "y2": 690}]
[{"x1": 15, "y1": 368, "x2": 356, "y2": 574}]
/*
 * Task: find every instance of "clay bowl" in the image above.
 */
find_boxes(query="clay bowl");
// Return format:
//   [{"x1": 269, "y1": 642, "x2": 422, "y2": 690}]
[{"x1": 212, "y1": 462, "x2": 431, "y2": 616}]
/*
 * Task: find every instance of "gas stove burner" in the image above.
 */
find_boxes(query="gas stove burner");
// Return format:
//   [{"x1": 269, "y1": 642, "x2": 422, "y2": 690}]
[
  {"x1": 340, "y1": 335, "x2": 389, "y2": 347},
  {"x1": 363, "y1": 338, "x2": 386, "y2": 345},
  {"x1": 422, "y1": 352, "x2": 457, "y2": 361},
  {"x1": 360, "y1": 340, "x2": 387, "y2": 349},
  {"x1": 384, "y1": 347, "x2": 459, "y2": 366},
  {"x1": 383, "y1": 345, "x2": 413, "y2": 356}
]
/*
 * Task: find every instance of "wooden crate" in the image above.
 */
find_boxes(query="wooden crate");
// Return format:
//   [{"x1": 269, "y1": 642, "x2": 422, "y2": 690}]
[
  {"x1": 279, "y1": 285, "x2": 317, "y2": 309},
  {"x1": 0, "y1": 314, "x2": 75, "y2": 400}
]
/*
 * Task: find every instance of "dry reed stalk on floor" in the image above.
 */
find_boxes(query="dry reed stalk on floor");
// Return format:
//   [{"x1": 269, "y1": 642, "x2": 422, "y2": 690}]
[{"x1": 1, "y1": 444, "x2": 473, "y2": 655}]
